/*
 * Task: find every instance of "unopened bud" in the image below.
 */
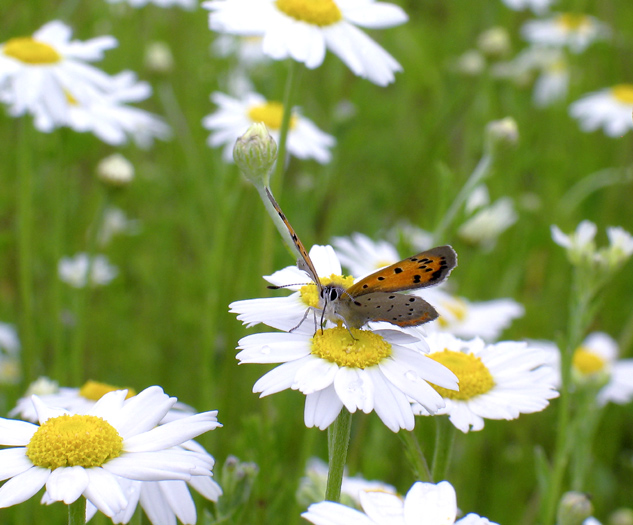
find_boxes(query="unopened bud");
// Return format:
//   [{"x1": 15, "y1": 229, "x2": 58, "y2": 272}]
[
  {"x1": 233, "y1": 123, "x2": 277, "y2": 188},
  {"x1": 97, "y1": 154, "x2": 134, "y2": 187},
  {"x1": 557, "y1": 492, "x2": 593, "y2": 525},
  {"x1": 477, "y1": 27, "x2": 511, "y2": 57},
  {"x1": 144, "y1": 41, "x2": 174, "y2": 74},
  {"x1": 610, "y1": 508, "x2": 633, "y2": 525},
  {"x1": 486, "y1": 117, "x2": 519, "y2": 151}
]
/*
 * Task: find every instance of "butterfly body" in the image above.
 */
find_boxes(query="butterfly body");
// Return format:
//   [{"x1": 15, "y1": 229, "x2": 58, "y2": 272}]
[{"x1": 265, "y1": 187, "x2": 457, "y2": 331}]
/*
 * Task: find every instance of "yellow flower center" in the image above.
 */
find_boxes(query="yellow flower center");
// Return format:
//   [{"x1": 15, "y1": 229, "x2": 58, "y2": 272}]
[
  {"x1": 300, "y1": 274, "x2": 355, "y2": 308},
  {"x1": 311, "y1": 326, "x2": 392, "y2": 368},
  {"x1": 556, "y1": 13, "x2": 590, "y2": 32},
  {"x1": 572, "y1": 346, "x2": 606, "y2": 375},
  {"x1": 248, "y1": 102, "x2": 297, "y2": 131},
  {"x1": 79, "y1": 380, "x2": 136, "y2": 401},
  {"x1": 428, "y1": 350, "x2": 494, "y2": 400},
  {"x1": 437, "y1": 298, "x2": 468, "y2": 328},
  {"x1": 3, "y1": 37, "x2": 62, "y2": 64},
  {"x1": 611, "y1": 84, "x2": 633, "y2": 104},
  {"x1": 275, "y1": 0, "x2": 343, "y2": 27},
  {"x1": 26, "y1": 414, "x2": 123, "y2": 470}
]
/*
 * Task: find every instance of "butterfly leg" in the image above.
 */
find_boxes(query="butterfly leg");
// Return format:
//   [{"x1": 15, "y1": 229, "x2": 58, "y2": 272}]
[{"x1": 288, "y1": 306, "x2": 313, "y2": 333}]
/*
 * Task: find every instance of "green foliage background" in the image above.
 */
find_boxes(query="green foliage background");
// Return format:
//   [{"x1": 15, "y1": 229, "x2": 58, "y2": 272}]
[{"x1": 1, "y1": 1, "x2": 633, "y2": 523}]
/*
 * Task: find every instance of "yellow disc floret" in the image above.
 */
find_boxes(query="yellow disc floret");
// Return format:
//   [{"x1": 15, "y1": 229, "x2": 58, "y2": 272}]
[
  {"x1": 428, "y1": 350, "x2": 494, "y2": 400},
  {"x1": 4, "y1": 37, "x2": 62, "y2": 64},
  {"x1": 611, "y1": 84, "x2": 633, "y2": 104},
  {"x1": 248, "y1": 102, "x2": 297, "y2": 131},
  {"x1": 300, "y1": 274, "x2": 355, "y2": 308},
  {"x1": 556, "y1": 13, "x2": 591, "y2": 32},
  {"x1": 311, "y1": 326, "x2": 392, "y2": 368},
  {"x1": 275, "y1": 0, "x2": 342, "y2": 27},
  {"x1": 572, "y1": 346, "x2": 606, "y2": 375},
  {"x1": 79, "y1": 380, "x2": 136, "y2": 401},
  {"x1": 26, "y1": 414, "x2": 123, "y2": 470}
]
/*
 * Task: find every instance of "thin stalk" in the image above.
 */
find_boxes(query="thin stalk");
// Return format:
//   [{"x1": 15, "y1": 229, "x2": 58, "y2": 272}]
[
  {"x1": 17, "y1": 120, "x2": 36, "y2": 384},
  {"x1": 431, "y1": 416, "x2": 456, "y2": 482},
  {"x1": 325, "y1": 409, "x2": 353, "y2": 502},
  {"x1": 432, "y1": 151, "x2": 493, "y2": 245},
  {"x1": 67, "y1": 497, "x2": 86, "y2": 525},
  {"x1": 271, "y1": 59, "x2": 299, "y2": 197},
  {"x1": 69, "y1": 188, "x2": 109, "y2": 385},
  {"x1": 400, "y1": 430, "x2": 432, "y2": 481}
]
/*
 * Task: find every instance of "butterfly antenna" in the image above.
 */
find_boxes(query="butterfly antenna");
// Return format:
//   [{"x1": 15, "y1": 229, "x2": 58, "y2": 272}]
[{"x1": 267, "y1": 282, "x2": 315, "y2": 290}]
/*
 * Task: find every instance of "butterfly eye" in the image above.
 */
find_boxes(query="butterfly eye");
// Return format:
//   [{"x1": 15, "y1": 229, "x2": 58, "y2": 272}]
[{"x1": 329, "y1": 289, "x2": 339, "y2": 301}]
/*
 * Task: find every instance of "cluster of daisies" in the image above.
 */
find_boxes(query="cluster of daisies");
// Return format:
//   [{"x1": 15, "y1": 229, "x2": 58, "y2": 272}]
[
  {"x1": 0, "y1": 21, "x2": 170, "y2": 147},
  {"x1": 0, "y1": 382, "x2": 222, "y2": 522},
  {"x1": 455, "y1": 1, "x2": 633, "y2": 137}
]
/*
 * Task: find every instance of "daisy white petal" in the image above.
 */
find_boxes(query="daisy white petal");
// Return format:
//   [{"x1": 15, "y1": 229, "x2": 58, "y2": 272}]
[
  {"x1": 0, "y1": 466, "x2": 49, "y2": 508},
  {"x1": 522, "y1": 13, "x2": 610, "y2": 53},
  {"x1": 204, "y1": 0, "x2": 407, "y2": 85},
  {"x1": 0, "y1": 448, "x2": 35, "y2": 481},
  {"x1": 304, "y1": 387, "x2": 344, "y2": 430},
  {"x1": 570, "y1": 85, "x2": 633, "y2": 137}
]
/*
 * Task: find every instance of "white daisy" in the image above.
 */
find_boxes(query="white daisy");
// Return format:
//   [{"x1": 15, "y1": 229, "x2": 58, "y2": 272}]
[
  {"x1": 569, "y1": 85, "x2": 633, "y2": 137},
  {"x1": 106, "y1": 0, "x2": 197, "y2": 8},
  {"x1": 203, "y1": 0, "x2": 408, "y2": 86},
  {"x1": 332, "y1": 232, "x2": 400, "y2": 277},
  {"x1": 28, "y1": 70, "x2": 171, "y2": 147},
  {"x1": 230, "y1": 244, "x2": 343, "y2": 332},
  {"x1": 203, "y1": 91, "x2": 335, "y2": 163},
  {"x1": 551, "y1": 220, "x2": 598, "y2": 265},
  {"x1": 544, "y1": 333, "x2": 633, "y2": 406},
  {"x1": 98, "y1": 207, "x2": 141, "y2": 247},
  {"x1": 0, "y1": 20, "x2": 117, "y2": 128},
  {"x1": 237, "y1": 324, "x2": 458, "y2": 432},
  {"x1": 10, "y1": 379, "x2": 195, "y2": 425},
  {"x1": 412, "y1": 333, "x2": 559, "y2": 433},
  {"x1": 521, "y1": 14, "x2": 610, "y2": 54},
  {"x1": 302, "y1": 480, "x2": 498, "y2": 525},
  {"x1": 501, "y1": 0, "x2": 555, "y2": 15},
  {"x1": 493, "y1": 46, "x2": 569, "y2": 107},
  {"x1": 423, "y1": 289, "x2": 524, "y2": 342},
  {"x1": 457, "y1": 197, "x2": 518, "y2": 250},
  {"x1": 0, "y1": 322, "x2": 20, "y2": 385},
  {"x1": 58, "y1": 253, "x2": 118, "y2": 288},
  {"x1": 0, "y1": 386, "x2": 220, "y2": 516}
]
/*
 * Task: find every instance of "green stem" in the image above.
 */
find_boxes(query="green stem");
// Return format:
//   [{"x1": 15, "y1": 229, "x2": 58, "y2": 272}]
[
  {"x1": 541, "y1": 270, "x2": 595, "y2": 524},
  {"x1": 325, "y1": 409, "x2": 352, "y2": 502},
  {"x1": 17, "y1": 120, "x2": 36, "y2": 385},
  {"x1": 431, "y1": 416, "x2": 456, "y2": 482},
  {"x1": 69, "y1": 187, "x2": 109, "y2": 385},
  {"x1": 432, "y1": 151, "x2": 493, "y2": 245},
  {"x1": 271, "y1": 60, "x2": 299, "y2": 197},
  {"x1": 400, "y1": 430, "x2": 432, "y2": 481},
  {"x1": 67, "y1": 497, "x2": 86, "y2": 525}
]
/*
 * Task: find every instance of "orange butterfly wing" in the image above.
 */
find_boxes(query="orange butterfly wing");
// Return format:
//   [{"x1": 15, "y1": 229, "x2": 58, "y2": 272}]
[{"x1": 346, "y1": 245, "x2": 457, "y2": 297}]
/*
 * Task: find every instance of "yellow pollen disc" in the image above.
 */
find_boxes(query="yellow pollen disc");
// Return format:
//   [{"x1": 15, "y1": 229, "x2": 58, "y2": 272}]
[
  {"x1": 79, "y1": 380, "x2": 136, "y2": 401},
  {"x1": 275, "y1": 0, "x2": 342, "y2": 27},
  {"x1": 572, "y1": 347, "x2": 606, "y2": 375},
  {"x1": 437, "y1": 298, "x2": 468, "y2": 328},
  {"x1": 3, "y1": 37, "x2": 62, "y2": 64},
  {"x1": 428, "y1": 350, "x2": 494, "y2": 400},
  {"x1": 26, "y1": 414, "x2": 123, "y2": 470},
  {"x1": 611, "y1": 84, "x2": 633, "y2": 104},
  {"x1": 248, "y1": 102, "x2": 297, "y2": 131},
  {"x1": 556, "y1": 13, "x2": 590, "y2": 32},
  {"x1": 300, "y1": 274, "x2": 355, "y2": 308},
  {"x1": 311, "y1": 326, "x2": 392, "y2": 368}
]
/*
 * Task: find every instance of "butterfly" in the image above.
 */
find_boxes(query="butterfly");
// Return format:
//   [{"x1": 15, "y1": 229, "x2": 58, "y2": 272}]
[{"x1": 265, "y1": 188, "x2": 457, "y2": 331}]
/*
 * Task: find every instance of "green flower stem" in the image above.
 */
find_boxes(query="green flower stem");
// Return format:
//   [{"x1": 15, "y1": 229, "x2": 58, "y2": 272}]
[
  {"x1": 17, "y1": 120, "x2": 36, "y2": 385},
  {"x1": 400, "y1": 430, "x2": 432, "y2": 482},
  {"x1": 271, "y1": 59, "x2": 299, "y2": 197},
  {"x1": 69, "y1": 187, "x2": 110, "y2": 385},
  {"x1": 431, "y1": 416, "x2": 456, "y2": 482},
  {"x1": 67, "y1": 497, "x2": 86, "y2": 525},
  {"x1": 432, "y1": 151, "x2": 493, "y2": 245},
  {"x1": 325, "y1": 409, "x2": 353, "y2": 502},
  {"x1": 541, "y1": 269, "x2": 596, "y2": 525}
]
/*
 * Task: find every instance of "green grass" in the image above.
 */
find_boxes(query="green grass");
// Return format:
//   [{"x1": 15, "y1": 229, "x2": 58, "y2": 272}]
[{"x1": 2, "y1": 1, "x2": 633, "y2": 524}]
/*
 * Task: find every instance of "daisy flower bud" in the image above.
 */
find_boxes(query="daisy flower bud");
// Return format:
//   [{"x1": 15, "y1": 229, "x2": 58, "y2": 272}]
[
  {"x1": 97, "y1": 153, "x2": 135, "y2": 187},
  {"x1": 557, "y1": 492, "x2": 593, "y2": 525},
  {"x1": 485, "y1": 117, "x2": 519, "y2": 151},
  {"x1": 233, "y1": 122, "x2": 277, "y2": 188}
]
